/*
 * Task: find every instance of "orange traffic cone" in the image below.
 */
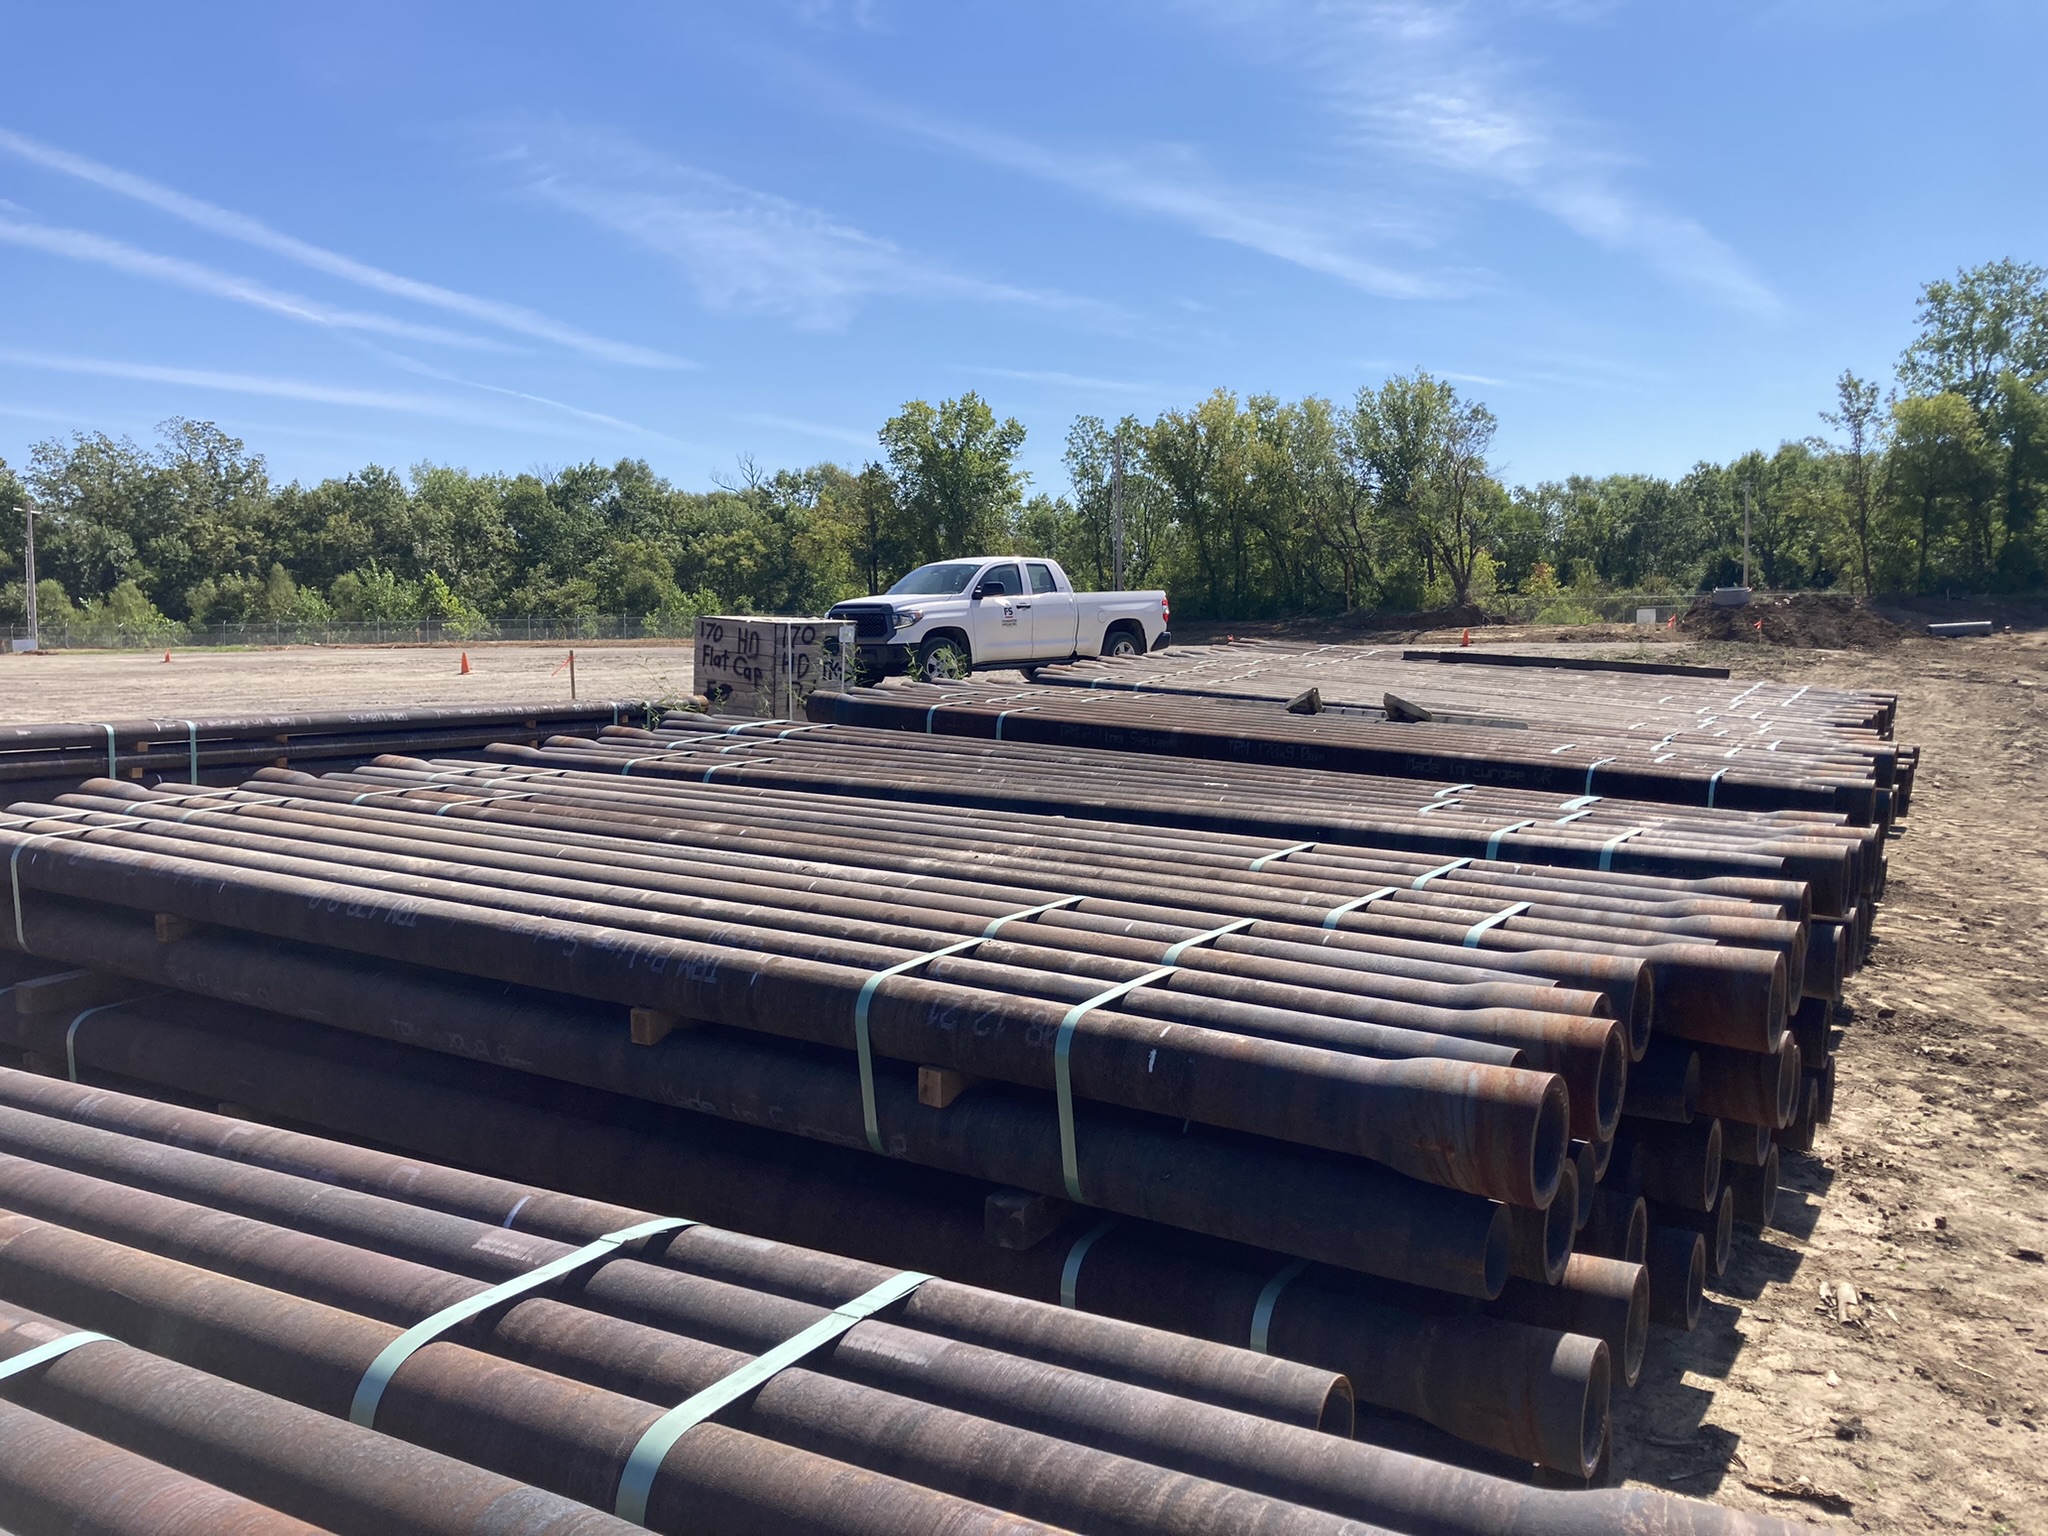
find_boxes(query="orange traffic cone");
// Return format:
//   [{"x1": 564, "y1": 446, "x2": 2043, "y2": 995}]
[
  {"x1": 1666, "y1": 615, "x2": 1676, "y2": 629},
  {"x1": 459, "y1": 651, "x2": 471, "y2": 675},
  {"x1": 161, "y1": 649, "x2": 172, "y2": 663},
  {"x1": 1460, "y1": 628, "x2": 1471, "y2": 647}
]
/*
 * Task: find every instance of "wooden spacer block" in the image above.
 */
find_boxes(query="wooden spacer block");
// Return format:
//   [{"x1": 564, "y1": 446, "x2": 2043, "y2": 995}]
[
  {"x1": 14, "y1": 969, "x2": 129, "y2": 1016},
  {"x1": 154, "y1": 913, "x2": 202, "y2": 943},
  {"x1": 917, "y1": 1065, "x2": 982, "y2": 1110},
  {"x1": 629, "y1": 1007, "x2": 692, "y2": 1046},
  {"x1": 984, "y1": 1187, "x2": 1073, "y2": 1251}
]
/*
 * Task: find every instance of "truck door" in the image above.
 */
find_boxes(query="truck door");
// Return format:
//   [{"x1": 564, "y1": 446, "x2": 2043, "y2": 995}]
[
  {"x1": 1025, "y1": 561, "x2": 1076, "y2": 658},
  {"x1": 969, "y1": 561, "x2": 1032, "y2": 661}
]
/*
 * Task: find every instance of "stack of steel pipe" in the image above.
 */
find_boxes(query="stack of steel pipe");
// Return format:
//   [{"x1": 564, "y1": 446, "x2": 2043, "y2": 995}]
[
  {"x1": 574, "y1": 715, "x2": 1884, "y2": 922},
  {"x1": 0, "y1": 702, "x2": 658, "y2": 803},
  {"x1": 0, "y1": 755, "x2": 1843, "y2": 1332},
  {"x1": 0, "y1": 1056, "x2": 1827, "y2": 1536},
  {"x1": 1030, "y1": 641, "x2": 1900, "y2": 769},
  {"x1": 805, "y1": 680, "x2": 1898, "y2": 825}
]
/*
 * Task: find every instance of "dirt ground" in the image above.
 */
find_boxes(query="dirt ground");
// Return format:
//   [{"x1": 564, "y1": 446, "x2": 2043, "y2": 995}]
[
  {"x1": 0, "y1": 628, "x2": 2041, "y2": 1533},
  {"x1": 0, "y1": 639, "x2": 699, "y2": 719}
]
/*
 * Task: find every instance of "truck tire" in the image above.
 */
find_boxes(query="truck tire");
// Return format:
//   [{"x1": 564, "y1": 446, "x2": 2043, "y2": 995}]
[
  {"x1": 917, "y1": 635, "x2": 971, "y2": 681},
  {"x1": 1104, "y1": 625, "x2": 1143, "y2": 658}
]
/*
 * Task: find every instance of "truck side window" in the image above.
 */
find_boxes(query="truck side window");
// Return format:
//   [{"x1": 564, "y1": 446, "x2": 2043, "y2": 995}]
[
  {"x1": 1027, "y1": 562, "x2": 1056, "y2": 595},
  {"x1": 981, "y1": 563, "x2": 1024, "y2": 596}
]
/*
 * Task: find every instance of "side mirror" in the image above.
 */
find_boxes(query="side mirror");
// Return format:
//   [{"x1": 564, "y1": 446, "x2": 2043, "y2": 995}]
[{"x1": 973, "y1": 582, "x2": 996, "y2": 600}]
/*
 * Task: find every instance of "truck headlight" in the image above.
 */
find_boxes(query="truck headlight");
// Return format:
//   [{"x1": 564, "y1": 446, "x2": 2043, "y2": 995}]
[{"x1": 891, "y1": 608, "x2": 924, "y2": 629}]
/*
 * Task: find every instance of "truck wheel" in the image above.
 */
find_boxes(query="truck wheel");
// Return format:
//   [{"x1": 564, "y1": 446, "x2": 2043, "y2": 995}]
[
  {"x1": 917, "y1": 636, "x2": 971, "y2": 681},
  {"x1": 1104, "y1": 626, "x2": 1143, "y2": 658}
]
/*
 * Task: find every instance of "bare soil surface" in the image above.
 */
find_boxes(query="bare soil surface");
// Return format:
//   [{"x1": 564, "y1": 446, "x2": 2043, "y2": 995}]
[
  {"x1": 0, "y1": 628, "x2": 2041, "y2": 1533},
  {"x1": 0, "y1": 639, "x2": 698, "y2": 720}
]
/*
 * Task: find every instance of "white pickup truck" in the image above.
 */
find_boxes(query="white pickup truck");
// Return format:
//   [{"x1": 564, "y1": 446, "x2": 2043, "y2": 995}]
[{"x1": 828, "y1": 557, "x2": 1170, "y2": 680}]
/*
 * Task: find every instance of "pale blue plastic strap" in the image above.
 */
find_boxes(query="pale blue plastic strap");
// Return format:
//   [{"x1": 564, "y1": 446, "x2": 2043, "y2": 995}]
[
  {"x1": 184, "y1": 720, "x2": 199, "y2": 784},
  {"x1": 102, "y1": 724, "x2": 116, "y2": 779},
  {"x1": 1322, "y1": 885, "x2": 1397, "y2": 929},
  {"x1": 724, "y1": 720, "x2": 787, "y2": 734},
  {"x1": 614, "y1": 1269, "x2": 931, "y2": 1525},
  {"x1": 1411, "y1": 857, "x2": 1471, "y2": 888},
  {"x1": 1463, "y1": 902, "x2": 1531, "y2": 947},
  {"x1": 1160, "y1": 918, "x2": 1256, "y2": 965},
  {"x1": 1417, "y1": 798, "x2": 1458, "y2": 815},
  {"x1": 1547, "y1": 742, "x2": 1579, "y2": 755},
  {"x1": 10, "y1": 819, "x2": 96, "y2": 947},
  {"x1": 994, "y1": 707, "x2": 1038, "y2": 740},
  {"x1": 853, "y1": 936, "x2": 989, "y2": 1154},
  {"x1": 1486, "y1": 819, "x2": 1537, "y2": 858},
  {"x1": 350, "y1": 1216, "x2": 693, "y2": 1430},
  {"x1": 981, "y1": 895, "x2": 1085, "y2": 938},
  {"x1": 1584, "y1": 757, "x2": 1617, "y2": 793},
  {"x1": 1059, "y1": 1218, "x2": 1119, "y2": 1308},
  {"x1": 1554, "y1": 807, "x2": 1595, "y2": 826},
  {"x1": 1434, "y1": 783, "x2": 1475, "y2": 798},
  {"x1": 67, "y1": 997, "x2": 154, "y2": 1082},
  {"x1": 1557, "y1": 794, "x2": 1602, "y2": 812},
  {"x1": 1598, "y1": 829, "x2": 1645, "y2": 871},
  {"x1": 1248, "y1": 841, "x2": 1316, "y2": 872},
  {"x1": 0, "y1": 1330, "x2": 112, "y2": 1380},
  {"x1": 1707, "y1": 767, "x2": 1728, "y2": 807},
  {"x1": 1249, "y1": 1259, "x2": 1310, "y2": 1353},
  {"x1": 1055, "y1": 968, "x2": 1177, "y2": 1202}
]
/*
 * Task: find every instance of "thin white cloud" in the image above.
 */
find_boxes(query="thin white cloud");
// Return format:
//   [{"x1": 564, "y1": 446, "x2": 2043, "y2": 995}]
[
  {"x1": 0, "y1": 215, "x2": 510, "y2": 350},
  {"x1": 838, "y1": 94, "x2": 1442, "y2": 301},
  {"x1": 0, "y1": 347, "x2": 641, "y2": 438},
  {"x1": 0, "y1": 127, "x2": 686, "y2": 367},
  {"x1": 1199, "y1": 1, "x2": 1778, "y2": 313},
  {"x1": 732, "y1": 412, "x2": 875, "y2": 447},
  {"x1": 501, "y1": 128, "x2": 1102, "y2": 331},
  {"x1": 966, "y1": 366, "x2": 1166, "y2": 397},
  {"x1": 368, "y1": 349, "x2": 676, "y2": 441}
]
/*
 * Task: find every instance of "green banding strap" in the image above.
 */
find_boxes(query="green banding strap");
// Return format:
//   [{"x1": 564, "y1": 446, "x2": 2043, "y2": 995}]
[
  {"x1": 1322, "y1": 885, "x2": 1397, "y2": 929},
  {"x1": 981, "y1": 895, "x2": 1085, "y2": 938},
  {"x1": 1463, "y1": 902, "x2": 1531, "y2": 947},
  {"x1": 102, "y1": 724, "x2": 116, "y2": 779},
  {"x1": 1434, "y1": 783, "x2": 1476, "y2": 798},
  {"x1": 1584, "y1": 757, "x2": 1618, "y2": 793},
  {"x1": 1598, "y1": 829, "x2": 1645, "y2": 871},
  {"x1": 775, "y1": 725, "x2": 822, "y2": 739},
  {"x1": 723, "y1": 720, "x2": 787, "y2": 734},
  {"x1": 1547, "y1": 742, "x2": 1579, "y2": 755},
  {"x1": 1486, "y1": 819, "x2": 1537, "y2": 858},
  {"x1": 185, "y1": 720, "x2": 199, "y2": 784},
  {"x1": 1554, "y1": 807, "x2": 1595, "y2": 825},
  {"x1": 1411, "y1": 857, "x2": 1472, "y2": 889},
  {"x1": 350, "y1": 1216, "x2": 693, "y2": 1432},
  {"x1": 854, "y1": 898, "x2": 1087, "y2": 1155},
  {"x1": 1055, "y1": 968, "x2": 1178, "y2": 1202},
  {"x1": 1059, "y1": 1218, "x2": 1119, "y2": 1309},
  {"x1": 10, "y1": 817, "x2": 100, "y2": 948},
  {"x1": 614, "y1": 1269, "x2": 931, "y2": 1525},
  {"x1": 1160, "y1": 918, "x2": 1257, "y2": 965},
  {"x1": 0, "y1": 1330, "x2": 113, "y2": 1381},
  {"x1": 994, "y1": 707, "x2": 1039, "y2": 740},
  {"x1": 437, "y1": 792, "x2": 534, "y2": 816},
  {"x1": 1249, "y1": 1259, "x2": 1311, "y2": 1353},
  {"x1": 1707, "y1": 767, "x2": 1729, "y2": 807},
  {"x1": 1249, "y1": 841, "x2": 1317, "y2": 872},
  {"x1": 1417, "y1": 799, "x2": 1459, "y2": 815},
  {"x1": 1557, "y1": 794, "x2": 1602, "y2": 811},
  {"x1": 67, "y1": 996, "x2": 154, "y2": 1082}
]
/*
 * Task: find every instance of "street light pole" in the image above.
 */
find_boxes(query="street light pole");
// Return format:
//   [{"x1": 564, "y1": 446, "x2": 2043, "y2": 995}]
[
  {"x1": 1109, "y1": 425, "x2": 1126, "y2": 591},
  {"x1": 19, "y1": 501, "x2": 37, "y2": 652},
  {"x1": 1741, "y1": 481, "x2": 1753, "y2": 591}
]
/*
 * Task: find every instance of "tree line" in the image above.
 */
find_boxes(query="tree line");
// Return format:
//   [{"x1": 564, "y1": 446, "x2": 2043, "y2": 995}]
[{"x1": 2, "y1": 259, "x2": 2042, "y2": 637}]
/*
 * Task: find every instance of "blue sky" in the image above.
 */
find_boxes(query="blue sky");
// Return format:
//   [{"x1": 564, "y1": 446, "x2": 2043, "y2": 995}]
[{"x1": 1, "y1": 1, "x2": 2040, "y2": 497}]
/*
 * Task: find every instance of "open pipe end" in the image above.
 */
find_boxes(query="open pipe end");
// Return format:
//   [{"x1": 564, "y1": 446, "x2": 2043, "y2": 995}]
[
  {"x1": 1626, "y1": 969, "x2": 1656, "y2": 1063},
  {"x1": 1647, "y1": 1227, "x2": 1706, "y2": 1331},
  {"x1": 1593, "y1": 1028, "x2": 1627, "y2": 1144},
  {"x1": 1526, "y1": 1075, "x2": 1571, "y2": 1211}
]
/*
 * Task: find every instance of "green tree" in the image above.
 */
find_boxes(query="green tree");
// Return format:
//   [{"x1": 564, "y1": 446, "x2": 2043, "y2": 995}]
[
  {"x1": 878, "y1": 393, "x2": 1027, "y2": 565},
  {"x1": 1817, "y1": 371, "x2": 1888, "y2": 594}
]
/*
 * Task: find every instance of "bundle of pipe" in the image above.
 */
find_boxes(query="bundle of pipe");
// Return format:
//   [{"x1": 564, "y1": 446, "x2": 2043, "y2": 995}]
[
  {"x1": 0, "y1": 702, "x2": 657, "y2": 801},
  {"x1": 0, "y1": 981, "x2": 1617, "y2": 1478},
  {"x1": 2, "y1": 767, "x2": 1814, "y2": 1332},
  {"x1": 806, "y1": 681, "x2": 1894, "y2": 825},
  {"x1": 581, "y1": 714, "x2": 1883, "y2": 922},
  {"x1": 0, "y1": 1059, "x2": 1826, "y2": 1536},
  {"x1": 0, "y1": 780, "x2": 1601, "y2": 1297},
  {"x1": 1029, "y1": 641, "x2": 1902, "y2": 785}
]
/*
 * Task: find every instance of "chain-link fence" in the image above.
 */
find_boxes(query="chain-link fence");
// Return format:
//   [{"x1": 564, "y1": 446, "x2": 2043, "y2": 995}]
[{"x1": 4, "y1": 613, "x2": 706, "y2": 651}]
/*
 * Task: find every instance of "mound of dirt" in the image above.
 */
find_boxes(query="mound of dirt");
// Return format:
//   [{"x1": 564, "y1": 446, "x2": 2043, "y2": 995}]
[{"x1": 1677, "y1": 592, "x2": 1908, "y2": 649}]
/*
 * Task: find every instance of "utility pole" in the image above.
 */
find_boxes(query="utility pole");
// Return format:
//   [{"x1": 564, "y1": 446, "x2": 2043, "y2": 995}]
[
  {"x1": 1109, "y1": 425, "x2": 1127, "y2": 591},
  {"x1": 1741, "y1": 481, "x2": 1753, "y2": 591},
  {"x1": 19, "y1": 500, "x2": 37, "y2": 652}
]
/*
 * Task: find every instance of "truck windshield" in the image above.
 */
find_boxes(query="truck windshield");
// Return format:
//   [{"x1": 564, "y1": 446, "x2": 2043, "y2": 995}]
[{"x1": 886, "y1": 562, "x2": 982, "y2": 596}]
